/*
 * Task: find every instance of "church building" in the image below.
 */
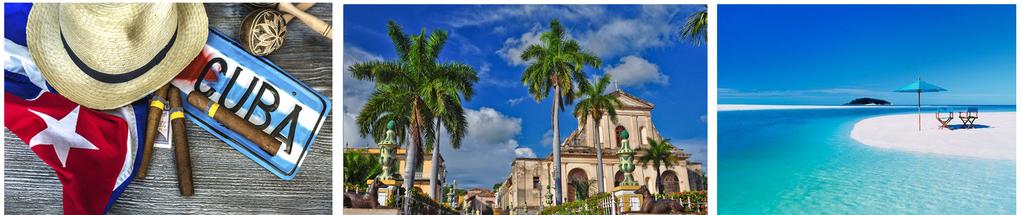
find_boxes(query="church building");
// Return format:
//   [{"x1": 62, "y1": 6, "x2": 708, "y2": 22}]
[{"x1": 495, "y1": 90, "x2": 705, "y2": 213}]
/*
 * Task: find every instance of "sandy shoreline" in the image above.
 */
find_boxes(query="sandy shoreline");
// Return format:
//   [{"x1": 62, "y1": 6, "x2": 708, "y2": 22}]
[
  {"x1": 719, "y1": 104, "x2": 926, "y2": 111},
  {"x1": 850, "y1": 112, "x2": 1016, "y2": 160}
]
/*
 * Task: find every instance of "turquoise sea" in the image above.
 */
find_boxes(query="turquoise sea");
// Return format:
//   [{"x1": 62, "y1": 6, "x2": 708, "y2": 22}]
[{"x1": 718, "y1": 105, "x2": 1016, "y2": 214}]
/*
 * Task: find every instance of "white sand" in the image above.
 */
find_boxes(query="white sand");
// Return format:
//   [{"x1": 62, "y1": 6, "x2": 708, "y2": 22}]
[
  {"x1": 719, "y1": 104, "x2": 924, "y2": 111},
  {"x1": 850, "y1": 112, "x2": 1016, "y2": 160}
]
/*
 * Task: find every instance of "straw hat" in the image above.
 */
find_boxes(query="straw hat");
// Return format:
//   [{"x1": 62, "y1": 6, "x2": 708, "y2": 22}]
[{"x1": 27, "y1": 3, "x2": 207, "y2": 110}]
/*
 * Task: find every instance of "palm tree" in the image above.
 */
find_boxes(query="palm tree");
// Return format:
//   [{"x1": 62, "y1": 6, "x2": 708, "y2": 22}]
[
  {"x1": 520, "y1": 19, "x2": 601, "y2": 205},
  {"x1": 572, "y1": 75, "x2": 621, "y2": 193},
  {"x1": 349, "y1": 20, "x2": 477, "y2": 212},
  {"x1": 639, "y1": 137, "x2": 678, "y2": 195},
  {"x1": 427, "y1": 85, "x2": 470, "y2": 200},
  {"x1": 568, "y1": 178, "x2": 596, "y2": 201},
  {"x1": 680, "y1": 6, "x2": 708, "y2": 46}
]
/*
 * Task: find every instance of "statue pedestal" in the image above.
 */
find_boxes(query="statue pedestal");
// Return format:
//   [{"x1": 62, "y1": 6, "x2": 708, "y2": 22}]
[
  {"x1": 367, "y1": 179, "x2": 401, "y2": 206},
  {"x1": 612, "y1": 186, "x2": 643, "y2": 213}
]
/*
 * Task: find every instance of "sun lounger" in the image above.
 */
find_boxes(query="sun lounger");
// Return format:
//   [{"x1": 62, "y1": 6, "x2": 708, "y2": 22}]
[
  {"x1": 935, "y1": 108, "x2": 953, "y2": 130},
  {"x1": 958, "y1": 107, "x2": 978, "y2": 129}
]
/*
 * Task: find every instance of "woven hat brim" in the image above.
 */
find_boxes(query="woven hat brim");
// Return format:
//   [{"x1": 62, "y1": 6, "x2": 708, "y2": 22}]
[{"x1": 26, "y1": 3, "x2": 208, "y2": 110}]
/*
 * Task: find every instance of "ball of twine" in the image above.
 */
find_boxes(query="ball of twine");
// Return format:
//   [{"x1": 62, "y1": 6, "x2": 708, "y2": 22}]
[{"x1": 241, "y1": 8, "x2": 286, "y2": 56}]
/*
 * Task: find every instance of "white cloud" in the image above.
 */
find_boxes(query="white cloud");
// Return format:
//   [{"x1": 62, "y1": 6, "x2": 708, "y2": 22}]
[
  {"x1": 494, "y1": 5, "x2": 686, "y2": 65},
  {"x1": 342, "y1": 45, "x2": 381, "y2": 113},
  {"x1": 437, "y1": 107, "x2": 527, "y2": 188},
  {"x1": 496, "y1": 25, "x2": 544, "y2": 66},
  {"x1": 342, "y1": 45, "x2": 381, "y2": 147},
  {"x1": 603, "y1": 56, "x2": 669, "y2": 87},
  {"x1": 539, "y1": 129, "x2": 554, "y2": 146},
  {"x1": 506, "y1": 96, "x2": 528, "y2": 106},
  {"x1": 515, "y1": 148, "x2": 537, "y2": 158},
  {"x1": 581, "y1": 5, "x2": 680, "y2": 58},
  {"x1": 342, "y1": 113, "x2": 373, "y2": 148},
  {"x1": 492, "y1": 26, "x2": 507, "y2": 35}
]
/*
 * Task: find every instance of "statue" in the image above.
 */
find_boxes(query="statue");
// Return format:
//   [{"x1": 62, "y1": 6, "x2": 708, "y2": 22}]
[
  {"x1": 635, "y1": 185, "x2": 683, "y2": 213},
  {"x1": 343, "y1": 179, "x2": 384, "y2": 209},
  {"x1": 377, "y1": 120, "x2": 398, "y2": 180},
  {"x1": 617, "y1": 130, "x2": 638, "y2": 186}
]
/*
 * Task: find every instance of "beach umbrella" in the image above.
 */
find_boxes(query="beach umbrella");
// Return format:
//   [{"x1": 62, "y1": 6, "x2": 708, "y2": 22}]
[{"x1": 894, "y1": 78, "x2": 947, "y2": 131}]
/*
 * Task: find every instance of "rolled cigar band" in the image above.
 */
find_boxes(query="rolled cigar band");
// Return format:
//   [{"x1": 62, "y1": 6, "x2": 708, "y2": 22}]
[
  {"x1": 168, "y1": 88, "x2": 194, "y2": 196},
  {"x1": 149, "y1": 96, "x2": 168, "y2": 110},
  {"x1": 137, "y1": 85, "x2": 170, "y2": 179},
  {"x1": 186, "y1": 91, "x2": 281, "y2": 155},
  {"x1": 169, "y1": 108, "x2": 185, "y2": 120}
]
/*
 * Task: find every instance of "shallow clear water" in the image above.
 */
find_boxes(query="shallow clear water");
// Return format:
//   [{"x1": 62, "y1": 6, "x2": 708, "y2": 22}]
[{"x1": 718, "y1": 106, "x2": 1016, "y2": 214}]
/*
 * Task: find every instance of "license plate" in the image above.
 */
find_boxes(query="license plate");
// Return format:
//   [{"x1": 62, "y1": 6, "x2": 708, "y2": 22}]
[{"x1": 174, "y1": 28, "x2": 330, "y2": 180}]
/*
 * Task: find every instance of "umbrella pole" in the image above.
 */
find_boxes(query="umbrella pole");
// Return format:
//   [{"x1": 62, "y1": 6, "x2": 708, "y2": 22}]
[{"x1": 917, "y1": 91, "x2": 921, "y2": 131}]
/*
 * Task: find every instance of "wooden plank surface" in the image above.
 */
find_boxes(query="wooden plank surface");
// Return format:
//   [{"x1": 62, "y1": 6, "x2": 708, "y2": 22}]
[{"x1": 4, "y1": 3, "x2": 333, "y2": 214}]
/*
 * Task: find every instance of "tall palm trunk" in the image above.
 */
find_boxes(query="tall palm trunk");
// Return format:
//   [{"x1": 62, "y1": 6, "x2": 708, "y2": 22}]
[
  {"x1": 654, "y1": 166, "x2": 662, "y2": 195},
  {"x1": 402, "y1": 99, "x2": 423, "y2": 212},
  {"x1": 551, "y1": 85, "x2": 563, "y2": 205},
  {"x1": 429, "y1": 120, "x2": 441, "y2": 200},
  {"x1": 593, "y1": 115, "x2": 605, "y2": 193}
]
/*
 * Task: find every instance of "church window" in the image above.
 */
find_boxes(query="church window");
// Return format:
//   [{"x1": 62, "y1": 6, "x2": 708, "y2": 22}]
[
  {"x1": 615, "y1": 126, "x2": 626, "y2": 147},
  {"x1": 614, "y1": 171, "x2": 624, "y2": 187}
]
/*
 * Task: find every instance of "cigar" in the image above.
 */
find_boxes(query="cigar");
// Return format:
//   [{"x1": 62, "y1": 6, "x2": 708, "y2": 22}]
[
  {"x1": 168, "y1": 87, "x2": 194, "y2": 196},
  {"x1": 136, "y1": 85, "x2": 170, "y2": 179},
  {"x1": 186, "y1": 91, "x2": 280, "y2": 155}
]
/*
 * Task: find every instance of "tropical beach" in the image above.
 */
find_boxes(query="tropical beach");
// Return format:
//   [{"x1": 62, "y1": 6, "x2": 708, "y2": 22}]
[
  {"x1": 852, "y1": 111, "x2": 1015, "y2": 160},
  {"x1": 718, "y1": 106, "x2": 1016, "y2": 214},
  {"x1": 718, "y1": 5, "x2": 1015, "y2": 214}
]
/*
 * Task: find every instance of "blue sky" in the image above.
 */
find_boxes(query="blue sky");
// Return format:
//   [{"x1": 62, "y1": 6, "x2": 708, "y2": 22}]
[
  {"x1": 719, "y1": 5, "x2": 1016, "y2": 105},
  {"x1": 344, "y1": 5, "x2": 707, "y2": 188}
]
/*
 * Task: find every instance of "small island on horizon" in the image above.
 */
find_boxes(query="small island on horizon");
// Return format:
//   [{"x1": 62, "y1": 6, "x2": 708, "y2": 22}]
[{"x1": 845, "y1": 97, "x2": 891, "y2": 105}]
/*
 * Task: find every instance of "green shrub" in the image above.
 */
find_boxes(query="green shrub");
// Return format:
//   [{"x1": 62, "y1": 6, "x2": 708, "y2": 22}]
[
  {"x1": 661, "y1": 190, "x2": 707, "y2": 215},
  {"x1": 343, "y1": 149, "x2": 382, "y2": 192},
  {"x1": 538, "y1": 193, "x2": 612, "y2": 215}
]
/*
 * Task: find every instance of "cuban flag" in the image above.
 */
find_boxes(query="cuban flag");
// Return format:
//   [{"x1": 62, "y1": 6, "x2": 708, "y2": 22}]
[{"x1": 5, "y1": 3, "x2": 147, "y2": 214}]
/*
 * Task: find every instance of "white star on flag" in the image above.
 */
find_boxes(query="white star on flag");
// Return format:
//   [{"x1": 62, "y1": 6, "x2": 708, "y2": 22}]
[{"x1": 27, "y1": 106, "x2": 99, "y2": 167}]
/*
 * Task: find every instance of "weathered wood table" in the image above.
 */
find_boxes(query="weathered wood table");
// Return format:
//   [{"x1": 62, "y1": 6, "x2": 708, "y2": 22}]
[{"x1": 4, "y1": 3, "x2": 333, "y2": 214}]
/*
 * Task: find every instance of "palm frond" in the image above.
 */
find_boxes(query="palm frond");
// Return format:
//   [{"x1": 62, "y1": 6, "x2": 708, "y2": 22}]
[
  {"x1": 425, "y1": 29, "x2": 449, "y2": 62},
  {"x1": 680, "y1": 8, "x2": 708, "y2": 46},
  {"x1": 387, "y1": 20, "x2": 411, "y2": 61}
]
